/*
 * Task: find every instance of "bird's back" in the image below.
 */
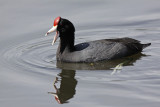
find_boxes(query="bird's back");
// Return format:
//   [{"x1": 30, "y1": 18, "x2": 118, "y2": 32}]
[{"x1": 57, "y1": 37, "x2": 151, "y2": 62}]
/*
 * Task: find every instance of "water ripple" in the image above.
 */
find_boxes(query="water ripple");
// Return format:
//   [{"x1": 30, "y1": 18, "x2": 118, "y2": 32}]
[{"x1": 3, "y1": 37, "x2": 58, "y2": 72}]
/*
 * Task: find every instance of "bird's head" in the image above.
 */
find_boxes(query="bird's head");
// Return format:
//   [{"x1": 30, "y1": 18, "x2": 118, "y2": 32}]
[{"x1": 45, "y1": 17, "x2": 75, "y2": 45}]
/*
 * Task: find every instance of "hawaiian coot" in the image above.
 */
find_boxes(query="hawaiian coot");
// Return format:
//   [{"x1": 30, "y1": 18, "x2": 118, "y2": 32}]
[{"x1": 45, "y1": 17, "x2": 151, "y2": 62}]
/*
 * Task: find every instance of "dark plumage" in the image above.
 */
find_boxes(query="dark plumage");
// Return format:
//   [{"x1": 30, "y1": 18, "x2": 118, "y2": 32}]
[{"x1": 46, "y1": 17, "x2": 151, "y2": 62}]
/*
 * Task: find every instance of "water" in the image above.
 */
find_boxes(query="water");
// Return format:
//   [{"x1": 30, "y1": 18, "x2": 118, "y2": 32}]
[{"x1": 1, "y1": 0, "x2": 160, "y2": 107}]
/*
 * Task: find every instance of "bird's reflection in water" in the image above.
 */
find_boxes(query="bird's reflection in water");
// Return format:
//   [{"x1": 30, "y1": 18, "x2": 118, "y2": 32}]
[
  {"x1": 48, "y1": 53, "x2": 149, "y2": 104},
  {"x1": 48, "y1": 69, "x2": 77, "y2": 104}
]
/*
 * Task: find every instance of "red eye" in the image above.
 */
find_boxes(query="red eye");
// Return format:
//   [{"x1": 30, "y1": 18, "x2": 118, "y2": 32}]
[{"x1": 53, "y1": 16, "x2": 61, "y2": 26}]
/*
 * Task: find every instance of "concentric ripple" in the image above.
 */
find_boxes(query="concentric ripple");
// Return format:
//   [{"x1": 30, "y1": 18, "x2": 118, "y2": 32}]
[{"x1": 2, "y1": 36, "x2": 58, "y2": 72}]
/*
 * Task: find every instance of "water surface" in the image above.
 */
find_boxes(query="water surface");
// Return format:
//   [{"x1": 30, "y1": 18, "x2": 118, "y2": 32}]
[{"x1": 1, "y1": 0, "x2": 160, "y2": 107}]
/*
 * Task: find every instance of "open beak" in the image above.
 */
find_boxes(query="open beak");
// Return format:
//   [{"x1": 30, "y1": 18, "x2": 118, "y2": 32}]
[{"x1": 45, "y1": 25, "x2": 59, "y2": 45}]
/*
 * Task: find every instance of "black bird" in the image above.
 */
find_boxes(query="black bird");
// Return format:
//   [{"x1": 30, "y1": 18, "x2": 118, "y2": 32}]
[{"x1": 45, "y1": 16, "x2": 151, "y2": 62}]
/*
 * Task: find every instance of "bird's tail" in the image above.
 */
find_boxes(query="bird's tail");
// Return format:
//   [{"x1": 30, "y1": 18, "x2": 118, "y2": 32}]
[{"x1": 142, "y1": 43, "x2": 151, "y2": 49}]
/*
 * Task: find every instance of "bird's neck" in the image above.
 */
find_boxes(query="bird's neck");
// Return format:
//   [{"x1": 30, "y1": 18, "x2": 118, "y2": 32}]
[{"x1": 59, "y1": 33, "x2": 75, "y2": 54}]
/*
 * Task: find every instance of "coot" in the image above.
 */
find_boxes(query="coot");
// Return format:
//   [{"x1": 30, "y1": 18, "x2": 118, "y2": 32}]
[{"x1": 45, "y1": 17, "x2": 151, "y2": 62}]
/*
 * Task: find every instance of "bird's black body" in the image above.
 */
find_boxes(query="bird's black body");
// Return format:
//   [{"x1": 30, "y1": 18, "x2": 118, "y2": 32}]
[{"x1": 55, "y1": 18, "x2": 151, "y2": 62}]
